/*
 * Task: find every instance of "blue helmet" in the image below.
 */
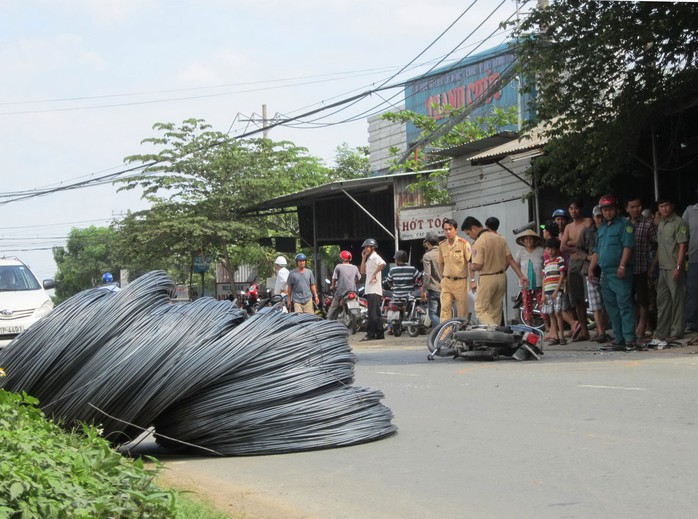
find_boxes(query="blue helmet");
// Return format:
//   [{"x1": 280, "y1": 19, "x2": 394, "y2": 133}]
[
  {"x1": 102, "y1": 272, "x2": 113, "y2": 284},
  {"x1": 294, "y1": 253, "x2": 307, "y2": 262},
  {"x1": 552, "y1": 209, "x2": 568, "y2": 219}
]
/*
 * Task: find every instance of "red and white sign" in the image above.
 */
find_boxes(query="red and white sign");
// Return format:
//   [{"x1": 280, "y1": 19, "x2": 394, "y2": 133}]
[{"x1": 397, "y1": 206, "x2": 453, "y2": 240}]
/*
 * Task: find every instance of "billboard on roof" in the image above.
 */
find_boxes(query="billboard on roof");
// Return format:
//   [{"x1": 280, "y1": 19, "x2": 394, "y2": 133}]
[{"x1": 404, "y1": 43, "x2": 534, "y2": 144}]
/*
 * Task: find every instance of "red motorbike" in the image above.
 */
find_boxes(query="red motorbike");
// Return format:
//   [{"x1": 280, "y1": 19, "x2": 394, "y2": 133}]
[{"x1": 240, "y1": 282, "x2": 260, "y2": 314}]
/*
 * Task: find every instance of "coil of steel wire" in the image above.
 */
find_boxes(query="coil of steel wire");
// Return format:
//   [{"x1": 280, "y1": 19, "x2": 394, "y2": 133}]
[{"x1": 0, "y1": 271, "x2": 397, "y2": 455}]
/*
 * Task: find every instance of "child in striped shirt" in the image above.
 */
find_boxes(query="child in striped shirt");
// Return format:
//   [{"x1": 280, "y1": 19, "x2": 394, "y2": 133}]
[{"x1": 544, "y1": 237, "x2": 569, "y2": 345}]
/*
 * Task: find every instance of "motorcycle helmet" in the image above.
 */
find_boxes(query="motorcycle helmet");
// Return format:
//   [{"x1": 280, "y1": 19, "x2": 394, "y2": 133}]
[
  {"x1": 340, "y1": 250, "x2": 352, "y2": 262},
  {"x1": 598, "y1": 194, "x2": 618, "y2": 208},
  {"x1": 552, "y1": 208, "x2": 568, "y2": 219},
  {"x1": 393, "y1": 250, "x2": 408, "y2": 262},
  {"x1": 361, "y1": 238, "x2": 378, "y2": 249},
  {"x1": 102, "y1": 272, "x2": 113, "y2": 284},
  {"x1": 294, "y1": 253, "x2": 307, "y2": 262},
  {"x1": 274, "y1": 256, "x2": 287, "y2": 266}
]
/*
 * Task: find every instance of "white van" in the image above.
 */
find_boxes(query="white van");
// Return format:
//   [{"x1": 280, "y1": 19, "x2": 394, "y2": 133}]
[{"x1": 0, "y1": 258, "x2": 55, "y2": 348}]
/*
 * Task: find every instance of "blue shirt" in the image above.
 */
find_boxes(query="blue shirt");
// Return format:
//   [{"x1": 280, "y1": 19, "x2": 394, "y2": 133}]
[{"x1": 594, "y1": 216, "x2": 635, "y2": 272}]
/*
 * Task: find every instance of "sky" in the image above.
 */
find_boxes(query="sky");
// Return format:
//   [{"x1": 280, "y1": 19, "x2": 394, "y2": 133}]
[{"x1": 0, "y1": 0, "x2": 521, "y2": 281}]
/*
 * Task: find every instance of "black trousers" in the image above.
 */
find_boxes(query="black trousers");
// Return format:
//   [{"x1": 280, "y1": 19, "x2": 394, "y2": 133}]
[{"x1": 366, "y1": 293, "x2": 384, "y2": 339}]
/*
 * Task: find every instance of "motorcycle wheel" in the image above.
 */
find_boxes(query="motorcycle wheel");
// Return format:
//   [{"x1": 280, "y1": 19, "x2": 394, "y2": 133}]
[
  {"x1": 427, "y1": 318, "x2": 465, "y2": 356},
  {"x1": 454, "y1": 328, "x2": 517, "y2": 344},
  {"x1": 392, "y1": 322, "x2": 403, "y2": 337},
  {"x1": 408, "y1": 304, "x2": 427, "y2": 337},
  {"x1": 341, "y1": 311, "x2": 359, "y2": 335}
]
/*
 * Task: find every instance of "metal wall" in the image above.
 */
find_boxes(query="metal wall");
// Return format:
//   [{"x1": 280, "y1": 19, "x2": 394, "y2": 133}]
[
  {"x1": 448, "y1": 155, "x2": 533, "y2": 323},
  {"x1": 368, "y1": 109, "x2": 407, "y2": 175}
]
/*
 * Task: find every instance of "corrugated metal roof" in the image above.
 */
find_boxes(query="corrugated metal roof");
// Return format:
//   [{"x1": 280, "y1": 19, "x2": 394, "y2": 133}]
[
  {"x1": 433, "y1": 131, "x2": 520, "y2": 158},
  {"x1": 469, "y1": 125, "x2": 549, "y2": 165},
  {"x1": 240, "y1": 171, "x2": 419, "y2": 213}
]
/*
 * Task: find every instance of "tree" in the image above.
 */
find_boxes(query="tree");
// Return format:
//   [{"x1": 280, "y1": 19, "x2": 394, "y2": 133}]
[
  {"x1": 331, "y1": 143, "x2": 370, "y2": 180},
  {"x1": 382, "y1": 105, "x2": 518, "y2": 205},
  {"x1": 52, "y1": 226, "x2": 120, "y2": 302},
  {"x1": 512, "y1": 0, "x2": 698, "y2": 194},
  {"x1": 116, "y1": 118, "x2": 333, "y2": 280}
]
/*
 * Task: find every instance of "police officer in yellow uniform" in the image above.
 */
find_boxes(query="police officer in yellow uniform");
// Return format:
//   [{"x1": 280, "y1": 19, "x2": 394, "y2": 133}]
[
  {"x1": 462, "y1": 216, "x2": 528, "y2": 325},
  {"x1": 438, "y1": 218, "x2": 471, "y2": 322}
]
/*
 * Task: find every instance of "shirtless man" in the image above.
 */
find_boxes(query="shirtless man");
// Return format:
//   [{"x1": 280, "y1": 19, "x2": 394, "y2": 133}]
[{"x1": 560, "y1": 198, "x2": 593, "y2": 340}]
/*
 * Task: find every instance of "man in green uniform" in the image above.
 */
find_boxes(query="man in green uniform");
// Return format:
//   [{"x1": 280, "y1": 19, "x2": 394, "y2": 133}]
[
  {"x1": 588, "y1": 194, "x2": 636, "y2": 350},
  {"x1": 649, "y1": 197, "x2": 688, "y2": 340}
]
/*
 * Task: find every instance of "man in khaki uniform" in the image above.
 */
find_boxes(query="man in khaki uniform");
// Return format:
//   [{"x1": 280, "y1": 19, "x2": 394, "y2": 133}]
[
  {"x1": 649, "y1": 197, "x2": 688, "y2": 340},
  {"x1": 462, "y1": 216, "x2": 528, "y2": 325},
  {"x1": 438, "y1": 218, "x2": 471, "y2": 322}
]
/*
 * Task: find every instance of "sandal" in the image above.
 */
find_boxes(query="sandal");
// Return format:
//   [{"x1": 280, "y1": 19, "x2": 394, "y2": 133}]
[
  {"x1": 572, "y1": 334, "x2": 590, "y2": 343},
  {"x1": 548, "y1": 338, "x2": 560, "y2": 345},
  {"x1": 559, "y1": 339, "x2": 568, "y2": 345}
]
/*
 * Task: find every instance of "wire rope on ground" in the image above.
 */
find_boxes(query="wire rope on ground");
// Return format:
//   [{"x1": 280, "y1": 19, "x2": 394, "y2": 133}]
[{"x1": 0, "y1": 271, "x2": 397, "y2": 455}]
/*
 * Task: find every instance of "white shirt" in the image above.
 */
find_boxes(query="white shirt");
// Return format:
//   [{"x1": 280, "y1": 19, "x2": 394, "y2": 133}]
[
  {"x1": 274, "y1": 267, "x2": 289, "y2": 295},
  {"x1": 364, "y1": 252, "x2": 386, "y2": 295}
]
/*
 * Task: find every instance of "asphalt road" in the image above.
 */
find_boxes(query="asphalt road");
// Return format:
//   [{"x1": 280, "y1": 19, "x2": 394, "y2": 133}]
[{"x1": 143, "y1": 334, "x2": 698, "y2": 519}]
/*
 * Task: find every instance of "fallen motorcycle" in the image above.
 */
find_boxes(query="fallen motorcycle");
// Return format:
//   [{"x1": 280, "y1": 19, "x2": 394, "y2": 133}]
[{"x1": 427, "y1": 317, "x2": 543, "y2": 361}]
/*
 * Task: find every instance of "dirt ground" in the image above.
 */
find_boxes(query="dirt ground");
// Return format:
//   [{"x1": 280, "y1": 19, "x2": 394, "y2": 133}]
[{"x1": 157, "y1": 466, "x2": 314, "y2": 519}]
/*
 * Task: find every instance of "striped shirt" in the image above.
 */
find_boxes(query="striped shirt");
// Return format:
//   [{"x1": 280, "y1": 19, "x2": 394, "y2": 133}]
[
  {"x1": 387, "y1": 265, "x2": 420, "y2": 299},
  {"x1": 543, "y1": 256, "x2": 566, "y2": 294}
]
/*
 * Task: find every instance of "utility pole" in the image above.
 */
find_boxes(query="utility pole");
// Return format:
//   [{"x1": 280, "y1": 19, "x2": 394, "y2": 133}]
[
  {"x1": 262, "y1": 104, "x2": 268, "y2": 139},
  {"x1": 239, "y1": 105, "x2": 271, "y2": 139}
]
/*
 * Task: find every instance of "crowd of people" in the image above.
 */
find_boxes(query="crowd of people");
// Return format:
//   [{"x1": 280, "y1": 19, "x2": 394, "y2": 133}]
[
  {"x1": 518, "y1": 192, "x2": 698, "y2": 350},
  {"x1": 269, "y1": 187, "x2": 697, "y2": 348}
]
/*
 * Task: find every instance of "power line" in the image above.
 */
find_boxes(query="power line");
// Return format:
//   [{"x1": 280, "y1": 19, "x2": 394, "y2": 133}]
[
  {"x1": 1, "y1": 3, "x2": 523, "y2": 206},
  {"x1": 0, "y1": 67, "x2": 399, "y2": 106},
  {"x1": 0, "y1": 217, "x2": 114, "y2": 231},
  {"x1": 281, "y1": 5, "x2": 516, "y2": 130}
]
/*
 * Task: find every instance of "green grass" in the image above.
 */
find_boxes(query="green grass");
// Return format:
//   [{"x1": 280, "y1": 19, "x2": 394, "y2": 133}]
[
  {"x1": 176, "y1": 494, "x2": 234, "y2": 519},
  {"x1": 0, "y1": 388, "x2": 231, "y2": 518}
]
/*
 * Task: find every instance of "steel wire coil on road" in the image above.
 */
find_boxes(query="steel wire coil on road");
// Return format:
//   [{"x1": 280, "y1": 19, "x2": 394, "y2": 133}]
[{"x1": 0, "y1": 271, "x2": 397, "y2": 455}]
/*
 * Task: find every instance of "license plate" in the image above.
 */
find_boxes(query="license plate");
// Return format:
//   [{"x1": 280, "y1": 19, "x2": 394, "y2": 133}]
[
  {"x1": 346, "y1": 299, "x2": 360, "y2": 309},
  {"x1": 0, "y1": 325, "x2": 23, "y2": 335},
  {"x1": 387, "y1": 310, "x2": 400, "y2": 322}
]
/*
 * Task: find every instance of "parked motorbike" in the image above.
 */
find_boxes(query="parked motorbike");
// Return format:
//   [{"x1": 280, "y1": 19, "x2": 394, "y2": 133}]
[
  {"x1": 324, "y1": 279, "x2": 362, "y2": 334},
  {"x1": 427, "y1": 317, "x2": 543, "y2": 361},
  {"x1": 257, "y1": 290, "x2": 288, "y2": 313},
  {"x1": 385, "y1": 288, "x2": 428, "y2": 337},
  {"x1": 334, "y1": 290, "x2": 362, "y2": 334},
  {"x1": 239, "y1": 282, "x2": 260, "y2": 314}
]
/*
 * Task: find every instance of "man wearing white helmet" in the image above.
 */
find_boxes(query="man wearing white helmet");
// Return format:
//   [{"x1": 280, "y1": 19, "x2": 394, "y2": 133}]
[{"x1": 273, "y1": 256, "x2": 289, "y2": 296}]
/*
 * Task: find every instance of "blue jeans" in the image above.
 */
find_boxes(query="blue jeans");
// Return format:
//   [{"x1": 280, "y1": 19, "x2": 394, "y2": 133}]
[{"x1": 427, "y1": 289, "x2": 441, "y2": 328}]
